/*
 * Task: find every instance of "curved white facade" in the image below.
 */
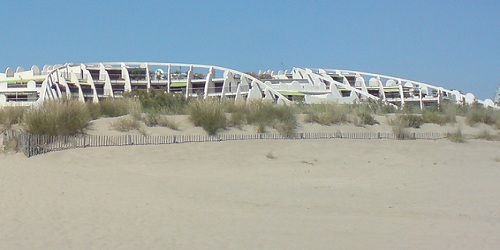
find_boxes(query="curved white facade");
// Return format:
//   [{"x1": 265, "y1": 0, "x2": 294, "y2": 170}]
[
  {"x1": 0, "y1": 62, "x2": 498, "y2": 109},
  {"x1": 268, "y1": 68, "x2": 498, "y2": 109}
]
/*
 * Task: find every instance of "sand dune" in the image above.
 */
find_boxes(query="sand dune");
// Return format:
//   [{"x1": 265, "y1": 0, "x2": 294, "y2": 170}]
[{"x1": 1, "y1": 116, "x2": 499, "y2": 249}]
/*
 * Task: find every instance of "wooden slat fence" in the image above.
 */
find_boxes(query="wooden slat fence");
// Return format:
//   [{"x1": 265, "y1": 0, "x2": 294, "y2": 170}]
[{"x1": 3, "y1": 130, "x2": 460, "y2": 158}]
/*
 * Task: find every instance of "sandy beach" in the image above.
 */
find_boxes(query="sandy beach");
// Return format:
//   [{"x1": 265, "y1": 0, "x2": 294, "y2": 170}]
[{"x1": 1, "y1": 116, "x2": 499, "y2": 249}]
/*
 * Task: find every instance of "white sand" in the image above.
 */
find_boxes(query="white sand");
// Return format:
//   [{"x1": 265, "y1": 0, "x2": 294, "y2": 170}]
[{"x1": 1, "y1": 116, "x2": 499, "y2": 249}]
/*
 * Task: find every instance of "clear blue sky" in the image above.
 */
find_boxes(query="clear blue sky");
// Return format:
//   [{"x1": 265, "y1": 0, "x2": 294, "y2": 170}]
[{"x1": 1, "y1": 0, "x2": 499, "y2": 100}]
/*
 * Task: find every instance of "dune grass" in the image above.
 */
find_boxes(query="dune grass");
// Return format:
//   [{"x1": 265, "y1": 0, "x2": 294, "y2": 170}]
[
  {"x1": 0, "y1": 106, "x2": 27, "y2": 130},
  {"x1": 446, "y1": 128, "x2": 466, "y2": 143},
  {"x1": 23, "y1": 99, "x2": 92, "y2": 136},
  {"x1": 389, "y1": 114, "x2": 424, "y2": 129},
  {"x1": 421, "y1": 109, "x2": 456, "y2": 125},
  {"x1": 187, "y1": 99, "x2": 298, "y2": 136},
  {"x1": 474, "y1": 129, "x2": 499, "y2": 141},
  {"x1": 143, "y1": 112, "x2": 179, "y2": 130},
  {"x1": 6, "y1": 94, "x2": 500, "y2": 139},
  {"x1": 465, "y1": 104, "x2": 499, "y2": 127},
  {"x1": 125, "y1": 89, "x2": 188, "y2": 114},
  {"x1": 232, "y1": 100, "x2": 297, "y2": 135},
  {"x1": 95, "y1": 98, "x2": 148, "y2": 133},
  {"x1": 96, "y1": 98, "x2": 137, "y2": 117},
  {"x1": 110, "y1": 117, "x2": 142, "y2": 132},
  {"x1": 387, "y1": 113, "x2": 425, "y2": 139},
  {"x1": 302, "y1": 103, "x2": 350, "y2": 125},
  {"x1": 271, "y1": 105, "x2": 298, "y2": 137},
  {"x1": 188, "y1": 98, "x2": 227, "y2": 135},
  {"x1": 266, "y1": 152, "x2": 276, "y2": 159},
  {"x1": 85, "y1": 98, "x2": 143, "y2": 120},
  {"x1": 353, "y1": 110, "x2": 380, "y2": 126},
  {"x1": 301, "y1": 103, "x2": 380, "y2": 127}
]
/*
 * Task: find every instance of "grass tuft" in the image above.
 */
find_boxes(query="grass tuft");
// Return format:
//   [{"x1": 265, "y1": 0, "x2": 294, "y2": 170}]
[
  {"x1": 110, "y1": 117, "x2": 142, "y2": 132},
  {"x1": 125, "y1": 89, "x2": 188, "y2": 114},
  {"x1": 302, "y1": 103, "x2": 350, "y2": 125},
  {"x1": 474, "y1": 129, "x2": 499, "y2": 141},
  {"x1": 465, "y1": 104, "x2": 499, "y2": 126},
  {"x1": 188, "y1": 98, "x2": 226, "y2": 135},
  {"x1": 391, "y1": 123, "x2": 410, "y2": 139},
  {"x1": 302, "y1": 103, "x2": 380, "y2": 126},
  {"x1": 389, "y1": 114, "x2": 424, "y2": 128},
  {"x1": 1, "y1": 136, "x2": 19, "y2": 153},
  {"x1": 143, "y1": 112, "x2": 179, "y2": 130},
  {"x1": 422, "y1": 109, "x2": 456, "y2": 125},
  {"x1": 98, "y1": 98, "x2": 136, "y2": 117},
  {"x1": 354, "y1": 111, "x2": 380, "y2": 126},
  {"x1": 446, "y1": 128, "x2": 466, "y2": 143},
  {"x1": 244, "y1": 101, "x2": 297, "y2": 135},
  {"x1": 0, "y1": 106, "x2": 27, "y2": 130},
  {"x1": 266, "y1": 152, "x2": 276, "y2": 159},
  {"x1": 23, "y1": 99, "x2": 91, "y2": 136}
]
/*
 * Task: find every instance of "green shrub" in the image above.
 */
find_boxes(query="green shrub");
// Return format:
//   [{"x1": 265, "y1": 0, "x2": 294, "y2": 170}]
[
  {"x1": 23, "y1": 99, "x2": 91, "y2": 136},
  {"x1": 188, "y1": 98, "x2": 226, "y2": 135}
]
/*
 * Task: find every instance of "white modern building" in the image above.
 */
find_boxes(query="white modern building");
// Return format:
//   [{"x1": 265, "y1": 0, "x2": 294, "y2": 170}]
[{"x1": 0, "y1": 62, "x2": 498, "y2": 109}]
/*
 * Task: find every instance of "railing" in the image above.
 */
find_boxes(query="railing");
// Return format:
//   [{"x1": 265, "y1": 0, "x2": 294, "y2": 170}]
[{"x1": 2, "y1": 130, "x2": 468, "y2": 158}]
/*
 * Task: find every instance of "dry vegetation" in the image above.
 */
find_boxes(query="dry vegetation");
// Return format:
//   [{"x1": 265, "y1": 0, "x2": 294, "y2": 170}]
[
  {"x1": 446, "y1": 128, "x2": 466, "y2": 143},
  {"x1": 302, "y1": 103, "x2": 380, "y2": 126},
  {"x1": 22, "y1": 99, "x2": 92, "y2": 136},
  {"x1": 1, "y1": 93, "x2": 499, "y2": 147}
]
